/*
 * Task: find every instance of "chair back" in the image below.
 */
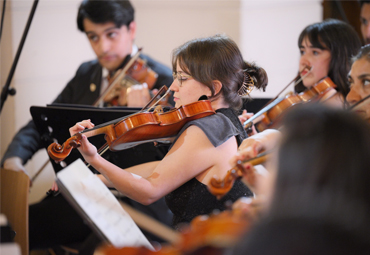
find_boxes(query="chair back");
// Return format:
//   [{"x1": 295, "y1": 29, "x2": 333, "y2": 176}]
[{"x1": 1, "y1": 168, "x2": 29, "y2": 255}]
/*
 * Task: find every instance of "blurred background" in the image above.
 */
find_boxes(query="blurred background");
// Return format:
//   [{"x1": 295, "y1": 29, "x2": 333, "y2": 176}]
[{"x1": 0, "y1": 0, "x2": 362, "y2": 203}]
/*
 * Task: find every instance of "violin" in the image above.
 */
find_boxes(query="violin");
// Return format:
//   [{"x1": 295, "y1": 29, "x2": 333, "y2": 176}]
[
  {"x1": 177, "y1": 205, "x2": 260, "y2": 251},
  {"x1": 94, "y1": 48, "x2": 167, "y2": 107},
  {"x1": 208, "y1": 152, "x2": 269, "y2": 199},
  {"x1": 95, "y1": 200, "x2": 263, "y2": 255},
  {"x1": 244, "y1": 77, "x2": 336, "y2": 132},
  {"x1": 47, "y1": 99, "x2": 215, "y2": 163}
]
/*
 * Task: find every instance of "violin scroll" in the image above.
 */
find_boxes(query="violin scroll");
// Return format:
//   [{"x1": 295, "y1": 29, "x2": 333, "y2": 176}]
[
  {"x1": 48, "y1": 133, "x2": 83, "y2": 163},
  {"x1": 209, "y1": 164, "x2": 244, "y2": 200},
  {"x1": 208, "y1": 152, "x2": 269, "y2": 199}
]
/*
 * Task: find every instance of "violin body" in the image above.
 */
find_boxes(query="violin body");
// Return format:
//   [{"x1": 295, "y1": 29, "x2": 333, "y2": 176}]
[
  {"x1": 127, "y1": 58, "x2": 158, "y2": 89},
  {"x1": 108, "y1": 100, "x2": 214, "y2": 151},
  {"x1": 48, "y1": 100, "x2": 215, "y2": 162},
  {"x1": 247, "y1": 77, "x2": 336, "y2": 132},
  {"x1": 103, "y1": 57, "x2": 159, "y2": 106},
  {"x1": 95, "y1": 204, "x2": 261, "y2": 255},
  {"x1": 94, "y1": 49, "x2": 171, "y2": 107}
]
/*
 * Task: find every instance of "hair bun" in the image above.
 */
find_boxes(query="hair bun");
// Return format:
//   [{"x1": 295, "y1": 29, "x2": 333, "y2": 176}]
[{"x1": 243, "y1": 62, "x2": 268, "y2": 92}]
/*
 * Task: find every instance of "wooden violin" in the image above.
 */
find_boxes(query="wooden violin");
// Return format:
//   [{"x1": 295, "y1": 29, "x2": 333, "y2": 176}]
[
  {"x1": 94, "y1": 48, "x2": 164, "y2": 107},
  {"x1": 47, "y1": 99, "x2": 215, "y2": 163},
  {"x1": 208, "y1": 152, "x2": 269, "y2": 199},
  {"x1": 244, "y1": 76, "x2": 337, "y2": 132},
  {"x1": 95, "y1": 199, "x2": 263, "y2": 255}
]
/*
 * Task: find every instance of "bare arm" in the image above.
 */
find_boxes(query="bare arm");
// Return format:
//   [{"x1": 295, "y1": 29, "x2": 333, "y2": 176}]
[{"x1": 71, "y1": 120, "x2": 229, "y2": 205}]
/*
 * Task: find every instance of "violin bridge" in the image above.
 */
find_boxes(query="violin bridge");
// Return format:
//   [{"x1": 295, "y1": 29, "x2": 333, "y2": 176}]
[{"x1": 154, "y1": 105, "x2": 164, "y2": 114}]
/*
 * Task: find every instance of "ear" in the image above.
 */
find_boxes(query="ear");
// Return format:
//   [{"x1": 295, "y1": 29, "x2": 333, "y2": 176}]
[
  {"x1": 212, "y1": 80, "x2": 223, "y2": 96},
  {"x1": 128, "y1": 21, "x2": 137, "y2": 40}
]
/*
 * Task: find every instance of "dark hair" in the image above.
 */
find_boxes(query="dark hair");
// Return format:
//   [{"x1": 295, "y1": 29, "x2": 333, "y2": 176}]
[
  {"x1": 295, "y1": 19, "x2": 361, "y2": 98},
  {"x1": 77, "y1": 0, "x2": 135, "y2": 32},
  {"x1": 171, "y1": 34, "x2": 268, "y2": 110},
  {"x1": 231, "y1": 105, "x2": 370, "y2": 255},
  {"x1": 273, "y1": 104, "x2": 370, "y2": 209},
  {"x1": 359, "y1": 0, "x2": 370, "y2": 8}
]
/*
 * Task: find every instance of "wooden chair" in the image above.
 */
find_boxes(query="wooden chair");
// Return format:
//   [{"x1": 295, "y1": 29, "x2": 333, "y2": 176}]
[{"x1": 1, "y1": 168, "x2": 30, "y2": 255}]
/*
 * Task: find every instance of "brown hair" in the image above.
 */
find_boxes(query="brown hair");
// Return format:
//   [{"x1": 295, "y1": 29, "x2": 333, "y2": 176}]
[{"x1": 172, "y1": 34, "x2": 268, "y2": 109}]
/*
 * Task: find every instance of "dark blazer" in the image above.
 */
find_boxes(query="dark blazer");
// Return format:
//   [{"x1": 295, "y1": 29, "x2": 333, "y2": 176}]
[
  {"x1": 2, "y1": 54, "x2": 173, "y2": 165},
  {"x1": 53, "y1": 54, "x2": 173, "y2": 105}
]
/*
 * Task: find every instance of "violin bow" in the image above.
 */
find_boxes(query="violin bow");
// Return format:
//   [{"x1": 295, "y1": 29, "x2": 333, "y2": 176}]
[
  {"x1": 266, "y1": 66, "x2": 313, "y2": 105},
  {"x1": 243, "y1": 66, "x2": 313, "y2": 130},
  {"x1": 348, "y1": 94, "x2": 370, "y2": 111},
  {"x1": 141, "y1": 85, "x2": 170, "y2": 111},
  {"x1": 93, "y1": 48, "x2": 143, "y2": 107},
  {"x1": 86, "y1": 86, "x2": 171, "y2": 168}
]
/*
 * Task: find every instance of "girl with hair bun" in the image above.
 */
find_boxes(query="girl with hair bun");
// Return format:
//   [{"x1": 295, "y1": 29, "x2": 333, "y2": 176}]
[{"x1": 69, "y1": 34, "x2": 268, "y2": 229}]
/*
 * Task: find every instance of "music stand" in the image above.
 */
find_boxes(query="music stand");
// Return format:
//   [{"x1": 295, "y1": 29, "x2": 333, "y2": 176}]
[
  {"x1": 242, "y1": 98, "x2": 272, "y2": 113},
  {"x1": 30, "y1": 104, "x2": 167, "y2": 174}
]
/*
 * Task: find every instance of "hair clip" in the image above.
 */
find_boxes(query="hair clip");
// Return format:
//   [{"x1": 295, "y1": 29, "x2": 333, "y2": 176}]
[{"x1": 238, "y1": 71, "x2": 255, "y2": 97}]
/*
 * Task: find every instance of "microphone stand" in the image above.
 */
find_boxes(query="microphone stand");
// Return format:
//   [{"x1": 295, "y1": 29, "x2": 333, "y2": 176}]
[{"x1": 0, "y1": 0, "x2": 39, "y2": 114}]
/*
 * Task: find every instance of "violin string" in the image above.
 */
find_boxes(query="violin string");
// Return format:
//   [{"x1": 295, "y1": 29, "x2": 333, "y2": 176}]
[
  {"x1": 93, "y1": 49, "x2": 143, "y2": 107},
  {"x1": 243, "y1": 66, "x2": 313, "y2": 128},
  {"x1": 267, "y1": 66, "x2": 313, "y2": 104},
  {"x1": 140, "y1": 85, "x2": 168, "y2": 112},
  {"x1": 147, "y1": 88, "x2": 171, "y2": 112}
]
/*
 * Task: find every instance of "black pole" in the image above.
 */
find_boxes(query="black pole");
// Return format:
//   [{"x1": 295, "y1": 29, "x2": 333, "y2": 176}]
[
  {"x1": 0, "y1": 0, "x2": 7, "y2": 43},
  {"x1": 0, "y1": 0, "x2": 39, "y2": 114}
]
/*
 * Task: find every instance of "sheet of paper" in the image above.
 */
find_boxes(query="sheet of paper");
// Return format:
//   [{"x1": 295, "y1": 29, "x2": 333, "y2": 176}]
[{"x1": 56, "y1": 159, "x2": 153, "y2": 250}]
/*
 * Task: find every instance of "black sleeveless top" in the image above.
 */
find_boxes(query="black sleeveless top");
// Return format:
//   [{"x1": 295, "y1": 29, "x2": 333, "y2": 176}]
[{"x1": 165, "y1": 108, "x2": 253, "y2": 229}]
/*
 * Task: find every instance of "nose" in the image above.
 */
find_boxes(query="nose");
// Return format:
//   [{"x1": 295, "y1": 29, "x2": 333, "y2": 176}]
[
  {"x1": 346, "y1": 87, "x2": 361, "y2": 105},
  {"x1": 169, "y1": 79, "x2": 179, "y2": 92},
  {"x1": 365, "y1": 24, "x2": 370, "y2": 41},
  {"x1": 98, "y1": 38, "x2": 110, "y2": 54},
  {"x1": 299, "y1": 54, "x2": 310, "y2": 70}
]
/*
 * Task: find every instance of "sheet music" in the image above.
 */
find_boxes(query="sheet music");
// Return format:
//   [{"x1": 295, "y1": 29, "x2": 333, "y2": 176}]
[{"x1": 56, "y1": 159, "x2": 154, "y2": 250}]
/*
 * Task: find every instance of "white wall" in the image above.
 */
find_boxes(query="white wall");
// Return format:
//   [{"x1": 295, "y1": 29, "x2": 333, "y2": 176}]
[
  {"x1": 0, "y1": 0, "x2": 321, "y2": 203},
  {"x1": 242, "y1": 0, "x2": 322, "y2": 98}
]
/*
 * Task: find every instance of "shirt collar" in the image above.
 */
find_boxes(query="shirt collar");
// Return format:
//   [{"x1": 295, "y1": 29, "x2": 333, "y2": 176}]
[{"x1": 102, "y1": 44, "x2": 138, "y2": 78}]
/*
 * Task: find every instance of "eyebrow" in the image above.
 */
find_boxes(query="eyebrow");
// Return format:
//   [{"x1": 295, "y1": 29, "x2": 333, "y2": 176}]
[
  {"x1": 85, "y1": 26, "x2": 118, "y2": 35},
  {"x1": 358, "y1": 74, "x2": 370, "y2": 79},
  {"x1": 348, "y1": 73, "x2": 370, "y2": 79}
]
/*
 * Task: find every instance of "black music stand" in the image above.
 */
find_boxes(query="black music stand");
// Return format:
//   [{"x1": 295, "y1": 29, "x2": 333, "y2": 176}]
[
  {"x1": 30, "y1": 104, "x2": 168, "y2": 174},
  {"x1": 242, "y1": 98, "x2": 272, "y2": 114}
]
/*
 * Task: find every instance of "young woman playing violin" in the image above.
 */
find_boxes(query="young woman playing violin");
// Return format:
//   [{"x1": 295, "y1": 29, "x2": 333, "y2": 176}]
[
  {"x1": 294, "y1": 19, "x2": 361, "y2": 108},
  {"x1": 240, "y1": 19, "x2": 362, "y2": 156},
  {"x1": 240, "y1": 19, "x2": 361, "y2": 133},
  {"x1": 69, "y1": 34, "x2": 268, "y2": 229},
  {"x1": 231, "y1": 18, "x2": 362, "y2": 216}
]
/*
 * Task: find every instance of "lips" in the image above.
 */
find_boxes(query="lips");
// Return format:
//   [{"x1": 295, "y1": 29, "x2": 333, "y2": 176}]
[
  {"x1": 354, "y1": 110, "x2": 367, "y2": 119},
  {"x1": 101, "y1": 55, "x2": 116, "y2": 62}
]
